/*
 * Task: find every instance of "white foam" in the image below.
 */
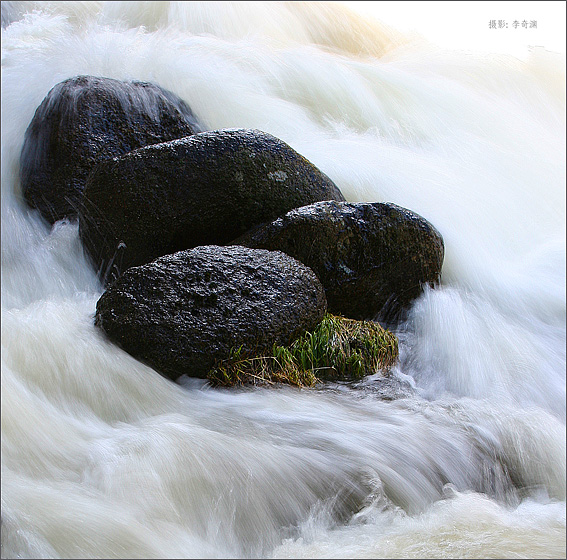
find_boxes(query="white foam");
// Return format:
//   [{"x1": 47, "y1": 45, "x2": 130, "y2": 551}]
[{"x1": 1, "y1": 2, "x2": 565, "y2": 558}]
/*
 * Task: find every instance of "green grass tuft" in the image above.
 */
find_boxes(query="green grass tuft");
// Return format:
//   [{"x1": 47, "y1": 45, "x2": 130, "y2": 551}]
[{"x1": 207, "y1": 313, "x2": 398, "y2": 388}]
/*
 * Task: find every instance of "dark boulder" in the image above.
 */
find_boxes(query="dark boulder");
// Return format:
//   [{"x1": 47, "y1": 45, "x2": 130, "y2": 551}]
[
  {"x1": 20, "y1": 75, "x2": 202, "y2": 224},
  {"x1": 234, "y1": 201, "x2": 444, "y2": 321},
  {"x1": 94, "y1": 245, "x2": 327, "y2": 380},
  {"x1": 80, "y1": 128, "x2": 344, "y2": 284}
]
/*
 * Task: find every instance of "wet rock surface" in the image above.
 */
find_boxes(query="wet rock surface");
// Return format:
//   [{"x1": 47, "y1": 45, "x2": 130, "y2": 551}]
[
  {"x1": 234, "y1": 201, "x2": 444, "y2": 321},
  {"x1": 95, "y1": 245, "x2": 327, "y2": 380},
  {"x1": 80, "y1": 128, "x2": 344, "y2": 284},
  {"x1": 20, "y1": 75, "x2": 201, "y2": 224}
]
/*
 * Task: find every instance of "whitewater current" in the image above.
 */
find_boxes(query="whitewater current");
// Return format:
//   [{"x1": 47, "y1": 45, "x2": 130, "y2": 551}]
[{"x1": 1, "y1": 2, "x2": 565, "y2": 558}]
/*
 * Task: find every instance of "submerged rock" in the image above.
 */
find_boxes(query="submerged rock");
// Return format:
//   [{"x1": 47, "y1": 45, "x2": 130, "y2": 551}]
[
  {"x1": 95, "y1": 245, "x2": 327, "y2": 381},
  {"x1": 234, "y1": 201, "x2": 444, "y2": 321},
  {"x1": 20, "y1": 75, "x2": 201, "y2": 224},
  {"x1": 80, "y1": 128, "x2": 344, "y2": 284}
]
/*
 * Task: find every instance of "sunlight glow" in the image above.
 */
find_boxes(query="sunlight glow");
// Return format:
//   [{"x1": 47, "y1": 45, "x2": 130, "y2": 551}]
[{"x1": 337, "y1": 1, "x2": 566, "y2": 59}]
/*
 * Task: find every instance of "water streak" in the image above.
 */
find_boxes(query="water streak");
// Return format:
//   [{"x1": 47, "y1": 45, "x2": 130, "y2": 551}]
[{"x1": 1, "y1": 2, "x2": 565, "y2": 558}]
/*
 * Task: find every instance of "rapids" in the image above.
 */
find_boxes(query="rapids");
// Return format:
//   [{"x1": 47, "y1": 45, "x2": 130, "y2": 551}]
[{"x1": 1, "y1": 2, "x2": 565, "y2": 558}]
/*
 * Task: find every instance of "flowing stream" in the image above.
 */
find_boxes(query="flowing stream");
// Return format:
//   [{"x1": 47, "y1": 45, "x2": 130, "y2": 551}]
[{"x1": 1, "y1": 2, "x2": 565, "y2": 558}]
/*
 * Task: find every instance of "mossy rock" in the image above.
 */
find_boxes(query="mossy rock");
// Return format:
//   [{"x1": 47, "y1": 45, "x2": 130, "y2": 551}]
[{"x1": 208, "y1": 313, "x2": 398, "y2": 387}]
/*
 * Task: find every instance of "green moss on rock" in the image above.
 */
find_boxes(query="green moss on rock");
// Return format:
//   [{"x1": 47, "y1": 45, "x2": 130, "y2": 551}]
[{"x1": 208, "y1": 313, "x2": 398, "y2": 387}]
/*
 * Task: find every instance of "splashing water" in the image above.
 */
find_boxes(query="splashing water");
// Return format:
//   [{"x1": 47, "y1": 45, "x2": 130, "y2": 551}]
[{"x1": 1, "y1": 2, "x2": 565, "y2": 558}]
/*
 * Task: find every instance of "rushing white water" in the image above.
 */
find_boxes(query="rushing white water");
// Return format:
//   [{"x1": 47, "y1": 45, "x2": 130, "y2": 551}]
[{"x1": 1, "y1": 2, "x2": 565, "y2": 558}]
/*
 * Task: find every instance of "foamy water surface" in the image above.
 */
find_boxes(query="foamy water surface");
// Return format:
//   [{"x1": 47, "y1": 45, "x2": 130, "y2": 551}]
[{"x1": 1, "y1": 2, "x2": 565, "y2": 558}]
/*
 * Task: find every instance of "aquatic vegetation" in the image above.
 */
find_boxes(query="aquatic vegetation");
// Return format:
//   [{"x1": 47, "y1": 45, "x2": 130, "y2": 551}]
[{"x1": 208, "y1": 313, "x2": 399, "y2": 387}]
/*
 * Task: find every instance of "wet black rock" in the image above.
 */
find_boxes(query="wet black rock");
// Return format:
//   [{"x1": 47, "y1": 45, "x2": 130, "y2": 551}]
[
  {"x1": 234, "y1": 201, "x2": 444, "y2": 321},
  {"x1": 94, "y1": 245, "x2": 327, "y2": 381},
  {"x1": 79, "y1": 128, "x2": 344, "y2": 284},
  {"x1": 20, "y1": 75, "x2": 202, "y2": 224}
]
